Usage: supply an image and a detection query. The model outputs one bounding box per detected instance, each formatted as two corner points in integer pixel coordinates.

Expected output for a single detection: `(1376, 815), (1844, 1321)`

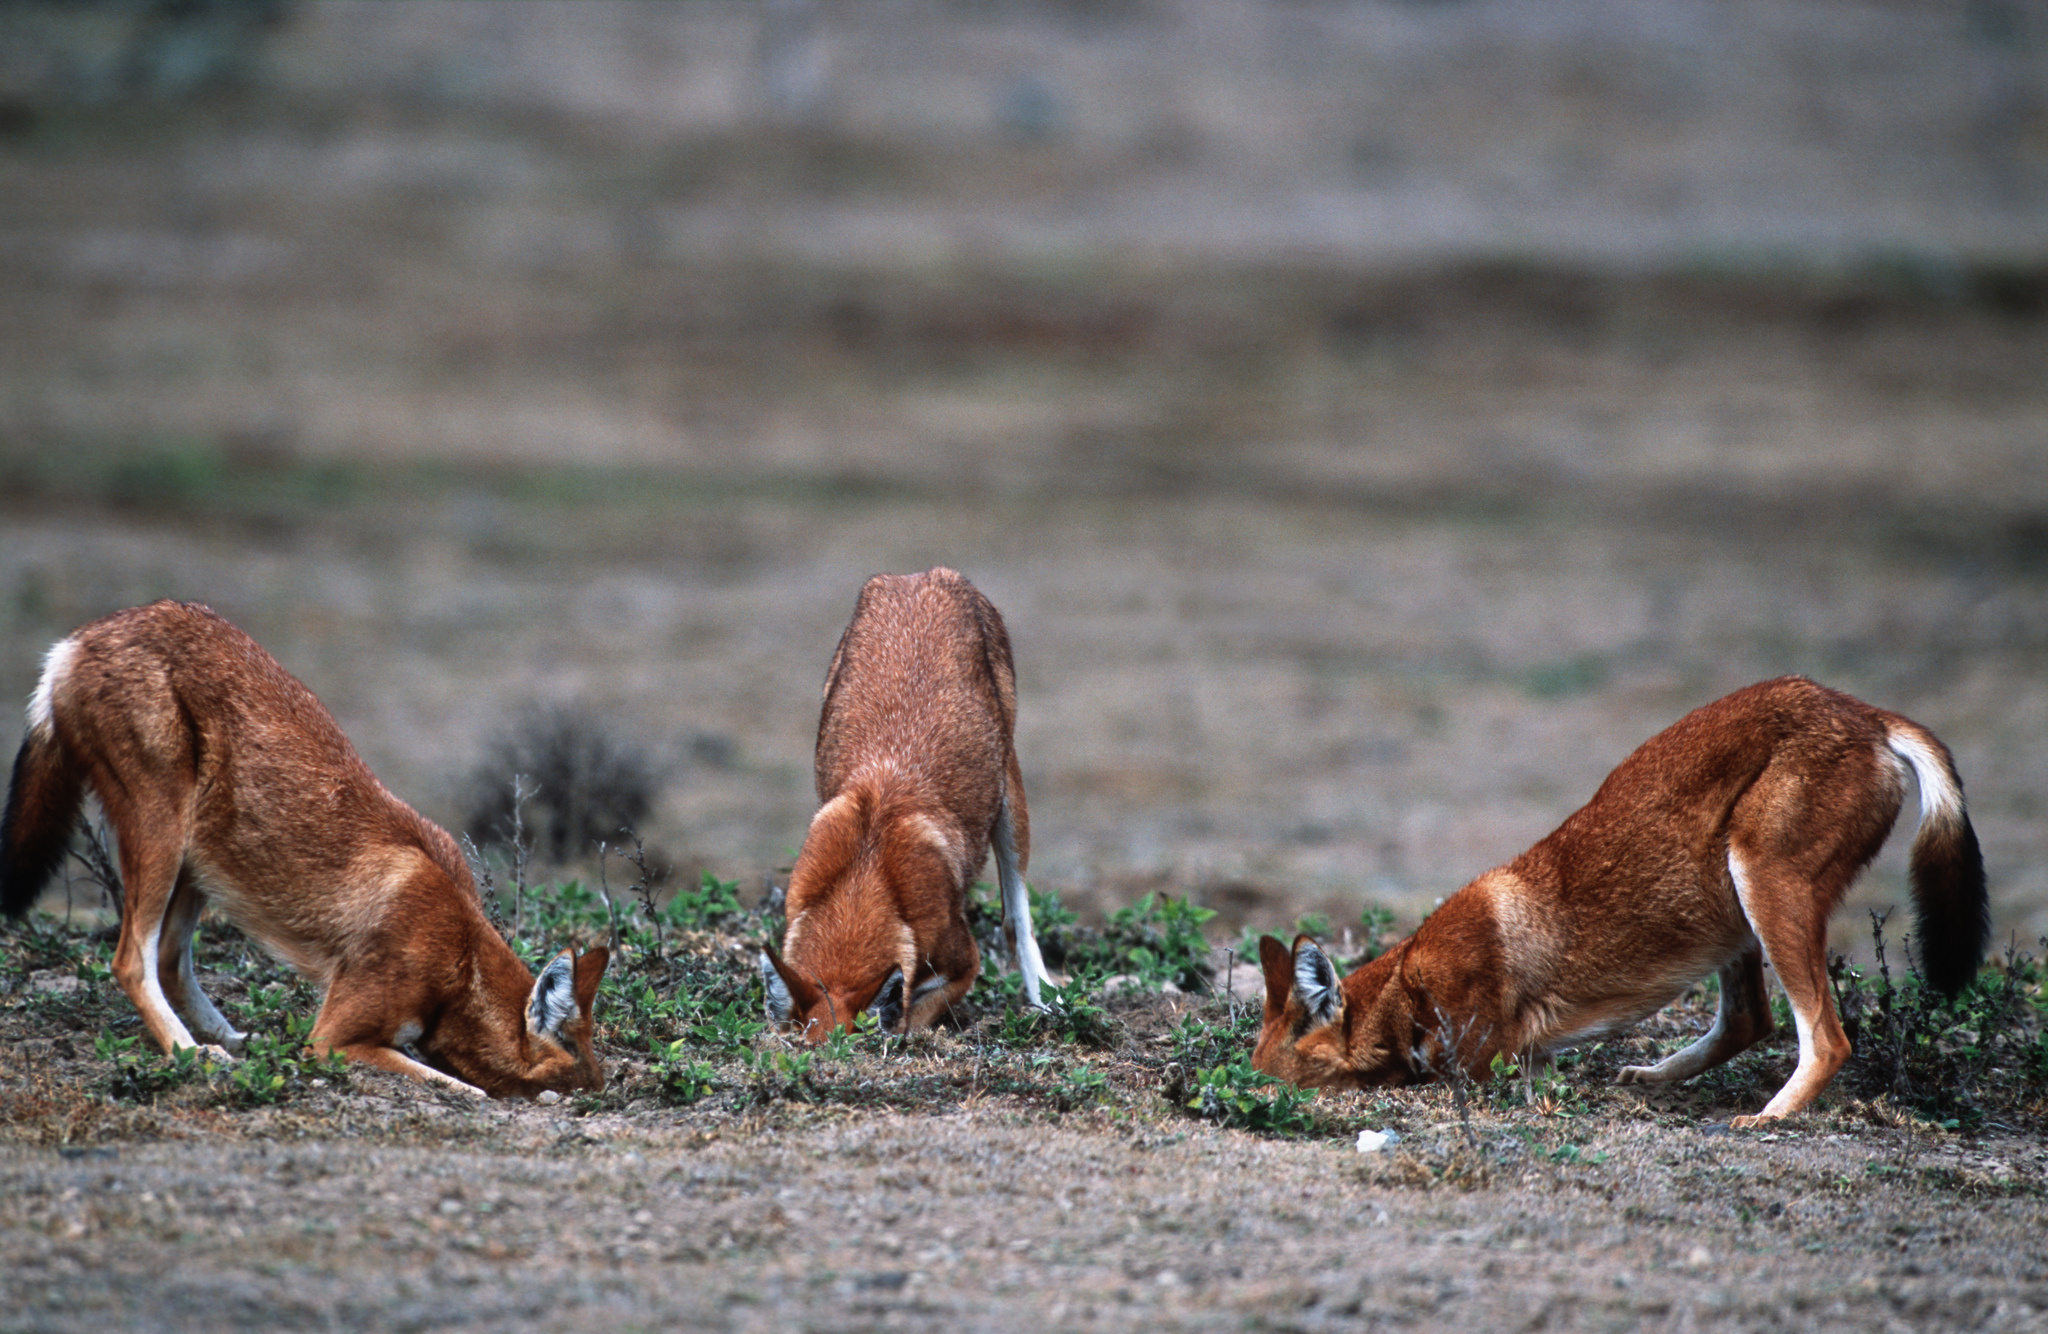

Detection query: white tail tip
(26, 637), (79, 737)
(1886, 728), (1963, 826)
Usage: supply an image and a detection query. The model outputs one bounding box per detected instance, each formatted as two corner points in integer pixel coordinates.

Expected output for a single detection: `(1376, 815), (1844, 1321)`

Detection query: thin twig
(461, 833), (512, 939)
(593, 839), (621, 954)
(69, 817), (123, 928)
(504, 774), (535, 935)
(617, 833), (662, 958)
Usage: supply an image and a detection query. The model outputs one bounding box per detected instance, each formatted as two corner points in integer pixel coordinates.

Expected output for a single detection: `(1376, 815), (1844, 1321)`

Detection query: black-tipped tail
(0, 730), (85, 919)
(1911, 810), (1990, 1000)
(1886, 724), (1990, 999)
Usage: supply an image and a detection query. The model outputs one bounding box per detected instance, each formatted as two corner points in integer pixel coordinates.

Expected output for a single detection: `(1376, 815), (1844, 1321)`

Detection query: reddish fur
(1255, 677), (1988, 1125)
(767, 568), (1034, 1041)
(0, 601), (607, 1098)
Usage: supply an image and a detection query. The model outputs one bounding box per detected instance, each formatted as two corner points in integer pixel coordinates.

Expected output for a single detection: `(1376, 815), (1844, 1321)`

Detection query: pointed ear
(1258, 935), (1294, 1018)
(573, 946), (609, 1013)
(865, 967), (906, 1032)
(760, 946), (820, 1027)
(1291, 934), (1343, 1029)
(528, 949), (578, 1039)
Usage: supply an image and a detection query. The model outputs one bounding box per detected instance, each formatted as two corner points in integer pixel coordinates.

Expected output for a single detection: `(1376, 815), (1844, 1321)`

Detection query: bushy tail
(1887, 725), (1990, 999)
(0, 729), (86, 919)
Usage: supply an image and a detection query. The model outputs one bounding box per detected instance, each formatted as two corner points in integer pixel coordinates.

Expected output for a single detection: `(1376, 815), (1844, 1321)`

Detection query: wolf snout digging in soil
(1254, 676), (1989, 1126)
(0, 600), (609, 1098)
(762, 567), (1053, 1041)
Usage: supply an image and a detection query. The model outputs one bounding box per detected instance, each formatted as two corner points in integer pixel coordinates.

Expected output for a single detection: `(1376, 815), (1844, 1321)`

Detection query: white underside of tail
(1886, 728), (1962, 826)
(27, 637), (78, 737)
(993, 795), (1049, 1010)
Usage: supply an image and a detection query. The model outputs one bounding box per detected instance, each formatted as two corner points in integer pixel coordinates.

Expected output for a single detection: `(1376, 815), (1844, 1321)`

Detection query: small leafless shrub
(68, 817), (124, 929)
(463, 706), (664, 866)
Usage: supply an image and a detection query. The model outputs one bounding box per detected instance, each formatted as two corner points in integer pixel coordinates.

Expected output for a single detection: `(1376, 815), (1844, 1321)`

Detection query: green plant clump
(1054, 1062), (1111, 1111)
(1073, 892), (1217, 992)
(1168, 1009), (1259, 1071)
(224, 1025), (350, 1108)
(970, 883), (1215, 995)
(1035, 974), (1119, 1047)
(659, 871), (748, 933)
(1185, 1050), (1318, 1136)
(653, 1042), (718, 1106)
(97, 1034), (211, 1104)
(1831, 914), (2048, 1126)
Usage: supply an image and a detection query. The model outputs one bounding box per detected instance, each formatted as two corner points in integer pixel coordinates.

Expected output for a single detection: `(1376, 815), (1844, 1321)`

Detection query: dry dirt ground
(3, 1117), (2047, 1334)
(3, 948), (2048, 1334)
(3, 4), (2047, 1329)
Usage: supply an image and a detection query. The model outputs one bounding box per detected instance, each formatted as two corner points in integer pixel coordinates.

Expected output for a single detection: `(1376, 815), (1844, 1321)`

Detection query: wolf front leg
(308, 981), (489, 1097)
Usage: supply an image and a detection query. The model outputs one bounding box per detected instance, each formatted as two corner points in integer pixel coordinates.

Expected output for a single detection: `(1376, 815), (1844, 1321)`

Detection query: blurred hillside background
(1, 0), (2044, 955)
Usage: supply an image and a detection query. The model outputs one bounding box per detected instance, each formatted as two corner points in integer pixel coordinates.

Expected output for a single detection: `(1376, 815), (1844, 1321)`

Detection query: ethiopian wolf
(1255, 677), (1988, 1126)
(762, 568), (1051, 1040)
(0, 601), (608, 1097)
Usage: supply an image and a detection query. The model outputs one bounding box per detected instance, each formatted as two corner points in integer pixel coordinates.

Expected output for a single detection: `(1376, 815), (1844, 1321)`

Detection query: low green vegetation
(4, 825), (2044, 1148)
(971, 883), (1216, 994)
(222, 1026), (351, 1109)
(87, 979), (349, 1110)
(96, 1033), (212, 1104)
(1829, 912), (2048, 1128)
(1184, 1052), (1320, 1135)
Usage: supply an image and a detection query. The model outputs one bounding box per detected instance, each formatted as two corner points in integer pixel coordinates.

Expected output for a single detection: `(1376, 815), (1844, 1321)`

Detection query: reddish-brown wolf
(0, 601), (608, 1098)
(762, 568), (1051, 1040)
(1255, 677), (1988, 1125)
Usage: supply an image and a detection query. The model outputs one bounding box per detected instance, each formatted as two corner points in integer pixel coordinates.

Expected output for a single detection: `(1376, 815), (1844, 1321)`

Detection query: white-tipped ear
(528, 949), (578, 1039)
(1294, 939), (1342, 1028)
(761, 950), (794, 1025)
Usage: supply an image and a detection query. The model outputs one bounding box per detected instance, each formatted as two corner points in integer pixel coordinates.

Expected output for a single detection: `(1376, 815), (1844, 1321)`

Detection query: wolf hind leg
(107, 807), (204, 1056)
(1617, 948), (1771, 1086)
(156, 869), (246, 1054)
(1725, 846), (1851, 1126)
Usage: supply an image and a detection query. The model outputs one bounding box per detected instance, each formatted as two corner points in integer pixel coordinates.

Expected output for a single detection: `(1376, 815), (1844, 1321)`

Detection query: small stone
(536, 1090), (562, 1105)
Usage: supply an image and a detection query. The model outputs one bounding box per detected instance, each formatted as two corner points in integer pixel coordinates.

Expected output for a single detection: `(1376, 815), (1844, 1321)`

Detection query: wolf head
(1251, 934), (1427, 1090)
